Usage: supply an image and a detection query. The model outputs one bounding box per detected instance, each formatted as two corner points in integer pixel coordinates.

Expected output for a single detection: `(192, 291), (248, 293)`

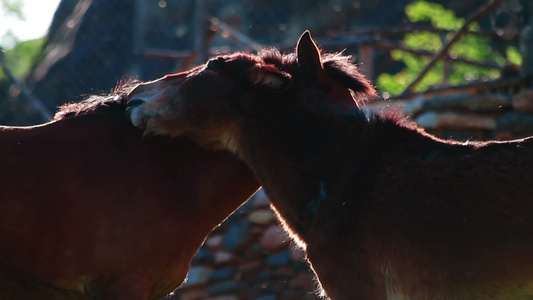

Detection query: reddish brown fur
(0, 87), (259, 300)
(126, 31), (533, 299)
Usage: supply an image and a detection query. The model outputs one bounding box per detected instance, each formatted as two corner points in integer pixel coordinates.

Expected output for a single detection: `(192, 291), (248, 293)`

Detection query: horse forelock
(53, 79), (139, 120)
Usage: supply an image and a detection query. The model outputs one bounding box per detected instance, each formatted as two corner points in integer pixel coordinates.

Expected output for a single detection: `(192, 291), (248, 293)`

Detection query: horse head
(127, 31), (376, 155)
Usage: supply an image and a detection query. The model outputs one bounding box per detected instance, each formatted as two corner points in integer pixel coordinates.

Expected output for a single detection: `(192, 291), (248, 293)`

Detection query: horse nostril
(127, 99), (145, 107)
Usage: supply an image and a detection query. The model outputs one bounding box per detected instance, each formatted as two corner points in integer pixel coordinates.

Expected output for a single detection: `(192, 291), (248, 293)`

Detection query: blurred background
(1, 0), (532, 299)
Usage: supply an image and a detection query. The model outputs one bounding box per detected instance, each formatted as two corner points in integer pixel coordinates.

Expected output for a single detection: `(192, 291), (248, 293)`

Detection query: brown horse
(0, 83), (259, 300)
(126, 31), (533, 300)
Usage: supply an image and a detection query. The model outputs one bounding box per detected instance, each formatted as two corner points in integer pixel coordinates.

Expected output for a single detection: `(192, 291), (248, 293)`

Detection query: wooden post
(358, 44), (374, 80)
(520, 0), (533, 86)
(194, 0), (208, 64)
(129, 0), (148, 77)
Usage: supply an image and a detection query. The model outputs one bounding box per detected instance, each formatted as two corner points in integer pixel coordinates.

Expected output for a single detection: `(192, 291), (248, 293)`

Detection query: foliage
(376, 0), (522, 96)
(0, 0), (42, 82)
(0, 0), (25, 48)
(0, 0), (24, 19)
(0, 37), (46, 81)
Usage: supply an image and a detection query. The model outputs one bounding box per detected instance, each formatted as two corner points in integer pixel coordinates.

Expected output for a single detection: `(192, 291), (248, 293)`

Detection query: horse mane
(53, 80), (139, 120)
(210, 48), (375, 105)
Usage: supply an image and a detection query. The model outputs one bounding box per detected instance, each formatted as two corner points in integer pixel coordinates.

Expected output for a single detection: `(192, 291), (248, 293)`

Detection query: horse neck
(235, 106), (457, 241)
(235, 108), (372, 240)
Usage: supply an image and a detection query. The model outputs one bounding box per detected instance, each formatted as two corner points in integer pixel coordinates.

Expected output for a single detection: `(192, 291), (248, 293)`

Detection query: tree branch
(401, 0), (505, 95)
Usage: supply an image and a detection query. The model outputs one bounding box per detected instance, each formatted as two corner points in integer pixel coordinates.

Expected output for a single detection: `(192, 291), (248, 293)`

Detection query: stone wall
(372, 85), (533, 141)
(166, 190), (321, 300)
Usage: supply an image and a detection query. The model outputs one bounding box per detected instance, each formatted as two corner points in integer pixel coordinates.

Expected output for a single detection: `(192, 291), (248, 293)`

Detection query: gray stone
(267, 251), (291, 267)
(260, 225), (288, 250)
(183, 267), (214, 287)
(210, 268), (237, 281)
(205, 234), (224, 250)
(213, 251), (236, 265)
(223, 219), (250, 251)
(192, 247), (213, 264)
(248, 209), (275, 225)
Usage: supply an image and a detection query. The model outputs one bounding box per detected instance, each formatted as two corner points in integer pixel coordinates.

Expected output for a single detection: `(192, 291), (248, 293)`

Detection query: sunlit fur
(53, 80), (138, 120)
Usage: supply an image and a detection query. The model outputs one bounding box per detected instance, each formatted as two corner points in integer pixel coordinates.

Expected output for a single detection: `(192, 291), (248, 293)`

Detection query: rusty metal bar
(193, 0), (208, 64)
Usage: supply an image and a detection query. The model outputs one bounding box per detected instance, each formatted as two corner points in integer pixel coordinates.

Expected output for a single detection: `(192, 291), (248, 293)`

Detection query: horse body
(126, 31), (533, 299)
(302, 124), (533, 299)
(0, 96), (259, 299)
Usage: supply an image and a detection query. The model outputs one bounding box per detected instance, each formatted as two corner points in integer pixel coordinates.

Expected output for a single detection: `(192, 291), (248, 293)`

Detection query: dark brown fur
(126, 31), (533, 300)
(0, 85), (259, 300)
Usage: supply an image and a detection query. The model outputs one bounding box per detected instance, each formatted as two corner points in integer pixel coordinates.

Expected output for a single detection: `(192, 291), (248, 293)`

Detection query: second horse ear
(296, 31), (323, 71)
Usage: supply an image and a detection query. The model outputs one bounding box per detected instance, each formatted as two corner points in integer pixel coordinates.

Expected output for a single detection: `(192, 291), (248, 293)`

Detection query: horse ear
(297, 31), (323, 71)
(247, 65), (292, 91)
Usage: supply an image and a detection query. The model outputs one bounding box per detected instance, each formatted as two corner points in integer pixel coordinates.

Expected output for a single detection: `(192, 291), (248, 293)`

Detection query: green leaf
(506, 46), (522, 65)
(0, 37), (46, 81)
(405, 0), (463, 30)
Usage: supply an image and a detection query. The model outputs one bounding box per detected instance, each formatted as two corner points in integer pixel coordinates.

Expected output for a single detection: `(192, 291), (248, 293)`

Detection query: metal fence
(0, 0), (529, 125)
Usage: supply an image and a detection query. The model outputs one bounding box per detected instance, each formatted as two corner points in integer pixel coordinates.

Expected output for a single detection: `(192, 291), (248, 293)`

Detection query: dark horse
(0, 84), (259, 300)
(126, 31), (533, 299)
